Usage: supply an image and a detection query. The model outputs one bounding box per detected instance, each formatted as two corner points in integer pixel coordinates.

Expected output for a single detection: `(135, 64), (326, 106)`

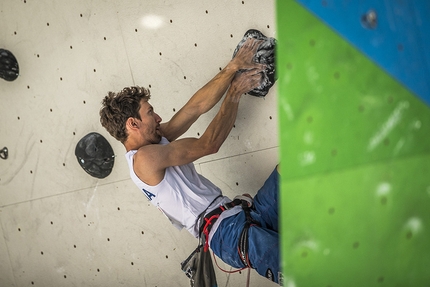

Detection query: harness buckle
(233, 194), (253, 208)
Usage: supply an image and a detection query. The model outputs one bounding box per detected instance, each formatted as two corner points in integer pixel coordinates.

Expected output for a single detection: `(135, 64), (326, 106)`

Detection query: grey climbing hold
(75, 132), (114, 179)
(361, 9), (378, 29)
(232, 29), (277, 97)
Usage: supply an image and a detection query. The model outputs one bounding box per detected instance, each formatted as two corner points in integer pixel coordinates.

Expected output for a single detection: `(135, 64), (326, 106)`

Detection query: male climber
(99, 38), (281, 284)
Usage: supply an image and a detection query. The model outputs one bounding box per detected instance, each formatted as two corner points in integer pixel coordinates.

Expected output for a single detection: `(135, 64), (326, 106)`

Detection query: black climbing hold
(0, 49), (19, 81)
(232, 29), (277, 97)
(0, 147), (8, 160)
(75, 132), (114, 179)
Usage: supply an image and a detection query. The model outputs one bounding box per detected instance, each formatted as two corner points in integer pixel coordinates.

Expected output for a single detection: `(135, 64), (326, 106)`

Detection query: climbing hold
(75, 132), (114, 178)
(0, 147), (8, 159)
(361, 9), (378, 29)
(232, 29), (277, 97)
(0, 49), (19, 81)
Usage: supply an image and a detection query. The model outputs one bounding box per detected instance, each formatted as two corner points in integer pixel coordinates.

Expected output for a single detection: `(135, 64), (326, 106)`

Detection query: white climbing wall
(0, 0), (278, 286)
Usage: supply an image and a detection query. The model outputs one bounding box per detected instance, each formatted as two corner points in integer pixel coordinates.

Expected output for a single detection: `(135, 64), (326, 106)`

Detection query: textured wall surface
(0, 1), (278, 286)
(297, 0), (430, 106)
(277, 1), (430, 286)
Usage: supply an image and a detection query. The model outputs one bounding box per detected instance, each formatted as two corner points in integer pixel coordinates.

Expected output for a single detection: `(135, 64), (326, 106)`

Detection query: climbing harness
(238, 198), (260, 269)
(199, 195), (258, 266)
(198, 196), (249, 252)
(181, 195), (260, 287)
(206, 195), (259, 287)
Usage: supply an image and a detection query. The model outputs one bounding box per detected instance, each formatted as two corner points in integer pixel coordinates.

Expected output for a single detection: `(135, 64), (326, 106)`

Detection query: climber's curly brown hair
(100, 86), (151, 143)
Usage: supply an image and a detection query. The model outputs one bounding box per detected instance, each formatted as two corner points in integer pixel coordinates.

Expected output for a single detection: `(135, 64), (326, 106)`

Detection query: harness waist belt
(199, 198), (242, 235)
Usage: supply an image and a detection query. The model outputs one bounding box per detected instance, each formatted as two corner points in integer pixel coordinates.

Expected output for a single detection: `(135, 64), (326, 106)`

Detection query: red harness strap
(201, 206), (225, 252)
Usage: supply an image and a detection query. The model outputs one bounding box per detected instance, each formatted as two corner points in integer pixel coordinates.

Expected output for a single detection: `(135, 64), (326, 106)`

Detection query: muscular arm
(135, 69), (263, 185)
(160, 38), (263, 142)
(159, 66), (236, 142)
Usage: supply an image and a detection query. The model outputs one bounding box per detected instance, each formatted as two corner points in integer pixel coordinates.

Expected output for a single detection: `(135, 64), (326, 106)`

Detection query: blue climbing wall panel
(296, 0), (430, 106)
(277, 0), (430, 286)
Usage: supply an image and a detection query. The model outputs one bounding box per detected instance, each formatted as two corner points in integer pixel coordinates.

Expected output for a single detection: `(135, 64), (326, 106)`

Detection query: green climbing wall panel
(277, 1), (430, 286)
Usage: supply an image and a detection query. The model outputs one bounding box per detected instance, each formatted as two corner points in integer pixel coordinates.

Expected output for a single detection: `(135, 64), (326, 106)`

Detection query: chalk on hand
(232, 29), (277, 97)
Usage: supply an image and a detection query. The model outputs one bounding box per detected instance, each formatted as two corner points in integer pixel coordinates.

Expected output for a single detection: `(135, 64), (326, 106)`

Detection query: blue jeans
(210, 166), (280, 284)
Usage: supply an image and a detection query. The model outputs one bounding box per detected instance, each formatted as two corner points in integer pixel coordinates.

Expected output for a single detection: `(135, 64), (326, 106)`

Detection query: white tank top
(125, 137), (234, 238)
